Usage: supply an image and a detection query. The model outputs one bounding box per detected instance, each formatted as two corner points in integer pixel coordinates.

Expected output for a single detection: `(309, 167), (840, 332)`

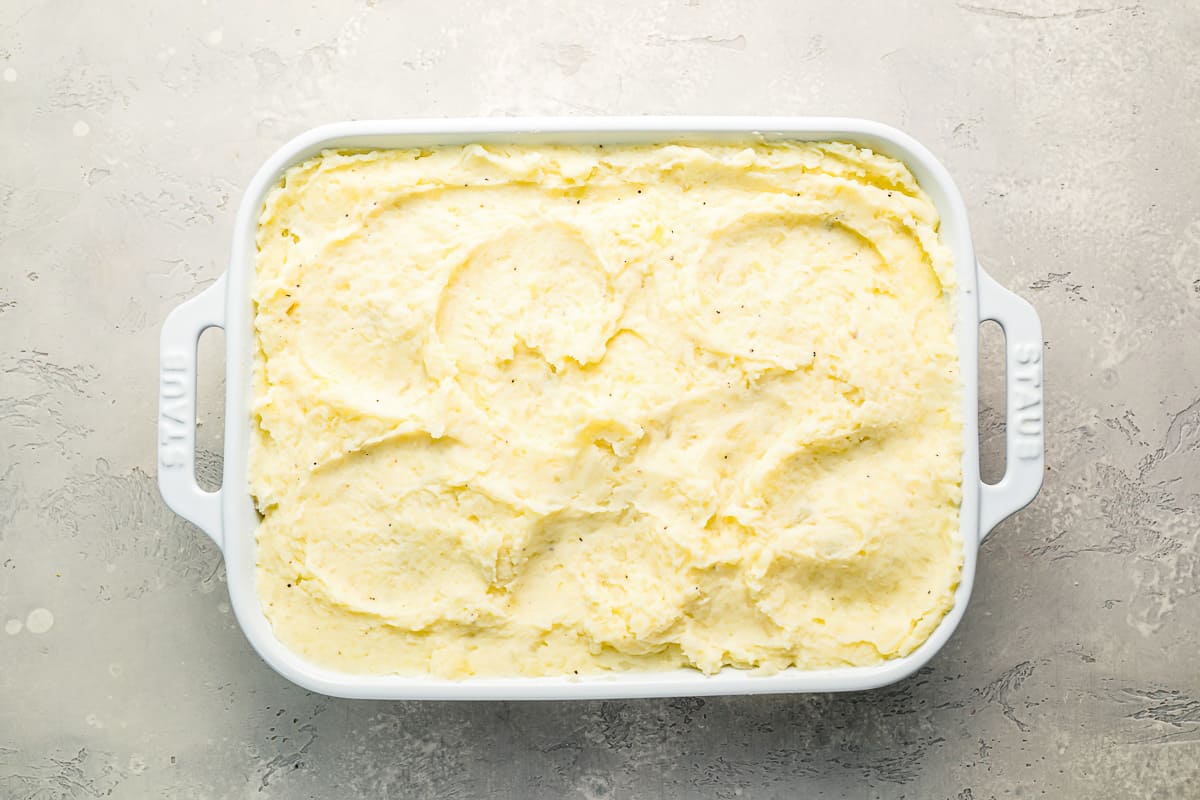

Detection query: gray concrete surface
(2, 0), (1198, 797)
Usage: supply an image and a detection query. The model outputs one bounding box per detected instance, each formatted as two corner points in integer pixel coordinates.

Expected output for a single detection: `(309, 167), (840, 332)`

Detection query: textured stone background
(2, 0), (1198, 797)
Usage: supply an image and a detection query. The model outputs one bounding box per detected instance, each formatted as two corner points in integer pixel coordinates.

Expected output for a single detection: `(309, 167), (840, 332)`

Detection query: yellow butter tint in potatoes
(249, 141), (963, 678)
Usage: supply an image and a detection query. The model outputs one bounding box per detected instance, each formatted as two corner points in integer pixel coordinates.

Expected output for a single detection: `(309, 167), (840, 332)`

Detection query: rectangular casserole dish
(157, 117), (1044, 700)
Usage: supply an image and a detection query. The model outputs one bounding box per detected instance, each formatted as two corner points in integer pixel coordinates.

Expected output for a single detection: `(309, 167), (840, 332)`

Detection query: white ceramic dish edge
(158, 117), (1044, 700)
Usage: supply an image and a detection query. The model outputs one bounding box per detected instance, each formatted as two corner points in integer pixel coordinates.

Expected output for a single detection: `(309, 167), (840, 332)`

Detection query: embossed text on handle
(160, 351), (190, 468)
(1012, 341), (1042, 460)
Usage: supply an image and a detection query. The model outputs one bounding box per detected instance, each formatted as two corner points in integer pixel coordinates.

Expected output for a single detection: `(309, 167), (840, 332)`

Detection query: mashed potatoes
(250, 141), (962, 677)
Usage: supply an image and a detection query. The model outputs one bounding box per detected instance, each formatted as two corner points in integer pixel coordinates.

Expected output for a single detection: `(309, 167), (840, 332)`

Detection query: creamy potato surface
(250, 142), (962, 677)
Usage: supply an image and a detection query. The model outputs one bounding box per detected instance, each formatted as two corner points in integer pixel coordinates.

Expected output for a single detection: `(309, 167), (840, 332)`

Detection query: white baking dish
(158, 117), (1044, 700)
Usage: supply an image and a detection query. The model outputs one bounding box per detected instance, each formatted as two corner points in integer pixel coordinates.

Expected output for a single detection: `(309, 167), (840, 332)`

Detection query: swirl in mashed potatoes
(250, 141), (962, 677)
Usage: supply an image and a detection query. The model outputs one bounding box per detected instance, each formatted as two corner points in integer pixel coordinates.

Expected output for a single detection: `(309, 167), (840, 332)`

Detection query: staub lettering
(1010, 341), (1042, 460)
(160, 352), (191, 468)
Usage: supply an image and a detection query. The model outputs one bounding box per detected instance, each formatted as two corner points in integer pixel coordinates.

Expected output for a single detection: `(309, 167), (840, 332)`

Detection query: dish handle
(157, 275), (226, 550)
(977, 265), (1045, 539)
